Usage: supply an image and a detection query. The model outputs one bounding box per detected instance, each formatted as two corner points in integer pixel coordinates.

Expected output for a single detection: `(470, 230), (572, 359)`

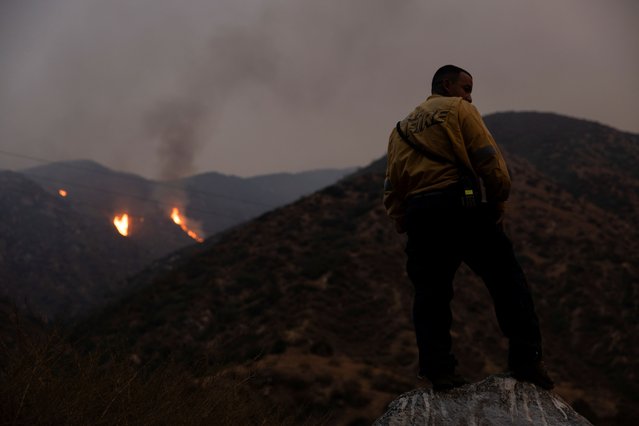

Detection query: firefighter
(383, 65), (554, 391)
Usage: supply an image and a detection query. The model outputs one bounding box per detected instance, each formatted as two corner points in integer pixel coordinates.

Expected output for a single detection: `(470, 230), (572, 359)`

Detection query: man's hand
(493, 201), (506, 230)
(495, 204), (505, 225)
(483, 201), (506, 228)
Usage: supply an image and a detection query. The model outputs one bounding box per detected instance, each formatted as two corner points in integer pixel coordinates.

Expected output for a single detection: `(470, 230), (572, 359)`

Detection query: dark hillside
(246, 168), (357, 203)
(77, 113), (638, 425)
(485, 112), (639, 221)
(22, 160), (198, 259)
(2, 162), (351, 319)
(0, 171), (153, 319)
(171, 167), (354, 236)
(24, 161), (354, 240)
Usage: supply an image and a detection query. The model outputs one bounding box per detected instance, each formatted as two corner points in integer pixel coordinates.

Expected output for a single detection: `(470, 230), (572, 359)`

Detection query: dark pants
(405, 194), (542, 378)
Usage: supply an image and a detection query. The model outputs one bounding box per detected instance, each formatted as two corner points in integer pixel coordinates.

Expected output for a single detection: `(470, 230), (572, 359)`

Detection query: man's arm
(383, 130), (408, 233)
(458, 101), (511, 204)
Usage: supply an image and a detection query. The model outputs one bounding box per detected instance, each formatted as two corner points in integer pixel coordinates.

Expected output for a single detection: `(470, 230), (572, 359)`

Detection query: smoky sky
(0, 0), (637, 179)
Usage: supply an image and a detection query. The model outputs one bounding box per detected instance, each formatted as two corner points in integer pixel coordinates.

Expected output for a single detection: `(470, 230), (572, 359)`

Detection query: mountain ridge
(74, 111), (638, 424)
(1, 163), (353, 319)
(484, 111), (639, 220)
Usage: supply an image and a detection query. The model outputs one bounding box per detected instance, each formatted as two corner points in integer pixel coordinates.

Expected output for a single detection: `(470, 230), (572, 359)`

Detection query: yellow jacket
(383, 95), (511, 231)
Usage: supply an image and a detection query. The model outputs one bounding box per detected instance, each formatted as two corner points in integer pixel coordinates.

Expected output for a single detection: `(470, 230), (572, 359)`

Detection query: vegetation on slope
(0, 310), (314, 425)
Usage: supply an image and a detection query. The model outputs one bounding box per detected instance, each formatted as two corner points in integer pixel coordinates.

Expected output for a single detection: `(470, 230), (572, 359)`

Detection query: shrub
(0, 321), (298, 426)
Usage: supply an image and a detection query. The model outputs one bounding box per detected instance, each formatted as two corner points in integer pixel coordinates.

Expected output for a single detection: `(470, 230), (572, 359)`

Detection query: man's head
(431, 65), (473, 103)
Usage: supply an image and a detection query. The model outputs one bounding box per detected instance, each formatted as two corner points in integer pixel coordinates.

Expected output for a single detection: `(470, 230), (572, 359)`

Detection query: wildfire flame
(58, 189), (68, 197)
(113, 213), (129, 237)
(170, 207), (204, 243)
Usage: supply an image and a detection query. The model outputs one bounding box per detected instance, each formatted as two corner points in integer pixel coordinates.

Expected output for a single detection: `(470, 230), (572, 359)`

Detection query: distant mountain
(76, 113), (638, 425)
(1, 163), (352, 319)
(0, 171), (166, 319)
(22, 160), (194, 258)
(170, 167), (355, 236)
(248, 169), (357, 202)
(485, 112), (639, 221)
(23, 161), (355, 238)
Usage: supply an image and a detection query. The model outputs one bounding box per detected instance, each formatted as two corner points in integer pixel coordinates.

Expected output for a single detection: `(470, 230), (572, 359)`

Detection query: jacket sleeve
(458, 101), (511, 203)
(383, 130), (407, 233)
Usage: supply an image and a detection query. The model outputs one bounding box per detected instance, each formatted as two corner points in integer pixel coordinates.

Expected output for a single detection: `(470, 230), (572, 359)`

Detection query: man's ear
(441, 78), (450, 95)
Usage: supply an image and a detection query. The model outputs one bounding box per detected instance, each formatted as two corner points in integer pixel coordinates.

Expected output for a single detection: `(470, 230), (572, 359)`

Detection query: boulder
(373, 374), (592, 425)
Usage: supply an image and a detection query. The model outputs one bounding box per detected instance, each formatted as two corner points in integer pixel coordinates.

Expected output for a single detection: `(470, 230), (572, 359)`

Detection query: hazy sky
(1, 0), (637, 179)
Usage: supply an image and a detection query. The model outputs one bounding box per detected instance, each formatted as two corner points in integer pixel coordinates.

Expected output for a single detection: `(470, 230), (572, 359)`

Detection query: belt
(406, 189), (459, 209)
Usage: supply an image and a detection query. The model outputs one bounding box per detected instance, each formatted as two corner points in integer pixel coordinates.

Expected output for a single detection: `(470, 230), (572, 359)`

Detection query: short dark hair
(431, 65), (472, 94)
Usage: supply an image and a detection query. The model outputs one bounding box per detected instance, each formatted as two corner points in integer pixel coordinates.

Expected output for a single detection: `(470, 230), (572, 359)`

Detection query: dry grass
(0, 316), (303, 426)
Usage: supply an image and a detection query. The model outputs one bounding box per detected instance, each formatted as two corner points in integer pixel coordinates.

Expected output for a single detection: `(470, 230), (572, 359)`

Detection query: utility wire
(2, 172), (254, 221)
(0, 184), (211, 241)
(0, 148), (278, 209)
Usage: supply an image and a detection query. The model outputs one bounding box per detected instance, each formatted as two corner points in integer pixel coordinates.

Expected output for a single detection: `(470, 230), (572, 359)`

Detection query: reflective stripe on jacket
(383, 95), (511, 231)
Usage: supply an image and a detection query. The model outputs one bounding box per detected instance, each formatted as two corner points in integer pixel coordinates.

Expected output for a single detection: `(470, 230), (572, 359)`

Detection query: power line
(0, 148), (278, 209)
(0, 184), (211, 242)
(3, 172), (251, 221)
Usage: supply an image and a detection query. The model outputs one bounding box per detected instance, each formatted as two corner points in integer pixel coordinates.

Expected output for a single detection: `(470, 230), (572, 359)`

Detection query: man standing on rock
(383, 65), (554, 391)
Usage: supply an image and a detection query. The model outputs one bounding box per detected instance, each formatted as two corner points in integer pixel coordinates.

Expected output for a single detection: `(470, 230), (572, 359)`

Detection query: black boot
(508, 343), (554, 390)
(433, 372), (469, 391)
(510, 360), (554, 390)
(420, 371), (469, 391)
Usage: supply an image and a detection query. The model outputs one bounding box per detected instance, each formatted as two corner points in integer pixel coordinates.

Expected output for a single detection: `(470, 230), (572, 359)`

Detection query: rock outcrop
(373, 375), (592, 426)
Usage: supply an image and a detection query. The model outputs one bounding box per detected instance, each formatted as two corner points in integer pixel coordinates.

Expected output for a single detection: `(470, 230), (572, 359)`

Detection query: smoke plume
(0, 0), (636, 177)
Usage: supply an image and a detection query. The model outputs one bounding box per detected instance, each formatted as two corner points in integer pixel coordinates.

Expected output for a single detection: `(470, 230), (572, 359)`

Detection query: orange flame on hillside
(171, 207), (204, 243)
(58, 189), (68, 197)
(113, 213), (129, 237)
